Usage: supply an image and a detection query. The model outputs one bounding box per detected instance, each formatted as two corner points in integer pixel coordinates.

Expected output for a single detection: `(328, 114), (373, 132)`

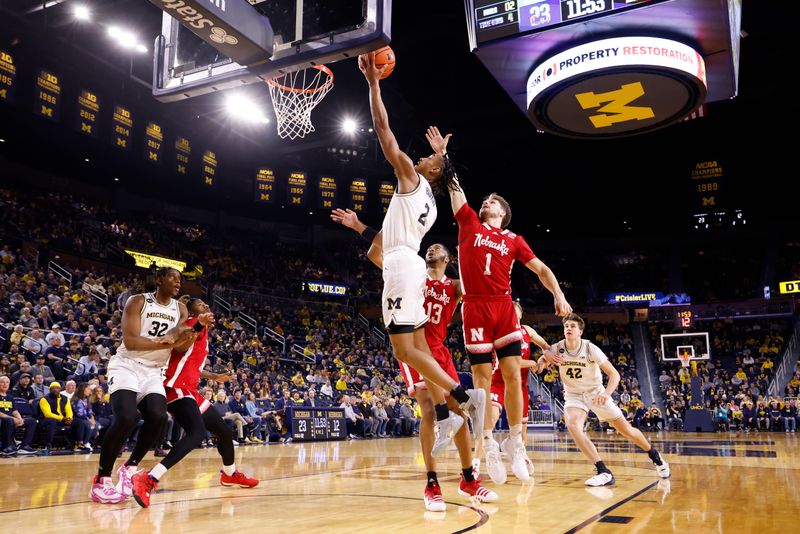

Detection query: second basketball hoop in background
(373, 46), (396, 79)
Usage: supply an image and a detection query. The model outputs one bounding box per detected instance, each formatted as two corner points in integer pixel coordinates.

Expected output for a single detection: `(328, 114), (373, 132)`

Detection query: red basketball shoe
(220, 470), (260, 488)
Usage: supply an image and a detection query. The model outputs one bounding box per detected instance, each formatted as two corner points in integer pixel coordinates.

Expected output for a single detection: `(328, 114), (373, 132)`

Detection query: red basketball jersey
(424, 275), (459, 348)
(164, 317), (209, 390)
(455, 204), (536, 297)
(492, 326), (533, 386)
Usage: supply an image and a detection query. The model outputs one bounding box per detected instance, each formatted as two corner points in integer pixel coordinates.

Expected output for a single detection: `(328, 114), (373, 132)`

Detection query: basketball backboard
(660, 332), (711, 362)
(153, 0), (391, 102)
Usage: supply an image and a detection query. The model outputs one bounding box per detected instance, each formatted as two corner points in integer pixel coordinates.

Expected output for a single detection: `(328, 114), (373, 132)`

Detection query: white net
(267, 66), (334, 140)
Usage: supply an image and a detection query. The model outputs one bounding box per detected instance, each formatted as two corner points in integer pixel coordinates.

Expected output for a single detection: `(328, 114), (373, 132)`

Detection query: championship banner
(379, 181), (394, 213)
(349, 178), (367, 213)
(202, 150), (218, 187)
(124, 249), (187, 271)
(144, 121), (164, 164)
(175, 136), (191, 175)
(34, 69), (61, 121)
(255, 168), (276, 204)
(0, 50), (16, 103)
(288, 171), (307, 206)
(112, 104), (133, 151)
(318, 175), (337, 209)
(690, 160), (724, 213)
(75, 89), (100, 138)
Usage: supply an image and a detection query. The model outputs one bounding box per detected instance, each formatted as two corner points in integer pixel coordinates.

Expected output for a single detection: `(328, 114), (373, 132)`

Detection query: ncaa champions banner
(318, 175), (337, 209)
(175, 136), (191, 175)
(75, 89), (100, 138)
(202, 150), (218, 187)
(255, 168), (276, 204)
(379, 181), (394, 213)
(288, 171), (307, 206)
(349, 178), (367, 213)
(112, 104), (133, 151)
(34, 69), (61, 122)
(0, 50), (16, 103)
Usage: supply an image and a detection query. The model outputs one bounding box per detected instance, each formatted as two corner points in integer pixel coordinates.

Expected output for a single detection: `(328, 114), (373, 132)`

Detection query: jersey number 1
(484, 253), (492, 275)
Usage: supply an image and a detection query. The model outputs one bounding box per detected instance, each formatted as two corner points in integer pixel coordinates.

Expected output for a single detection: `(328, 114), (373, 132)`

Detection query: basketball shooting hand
(425, 126), (452, 156)
(554, 294), (572, 317)
(358, 53), (386, 84)
(331, 208), (360, 229)
(593, 392), (610, 405)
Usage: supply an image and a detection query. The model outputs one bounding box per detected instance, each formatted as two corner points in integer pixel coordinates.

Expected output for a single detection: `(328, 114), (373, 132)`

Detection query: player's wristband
(192, 322), (205, 332)
(360, 225), (378, 243)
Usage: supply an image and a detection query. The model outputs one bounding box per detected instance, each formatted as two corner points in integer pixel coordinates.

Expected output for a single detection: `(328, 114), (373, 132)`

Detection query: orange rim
(267, 65), (334, 94)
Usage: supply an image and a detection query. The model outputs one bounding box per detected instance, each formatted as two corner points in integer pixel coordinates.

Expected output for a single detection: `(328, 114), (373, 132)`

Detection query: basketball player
(333, 207), (497, 508)
(129, 297), (258, 508)
(356, 53), (485, 442)
(89, 267), (195, 503)
(425, 126), (572, 482)
(485, 301), (547, 483)
(539, 313), (670, 486)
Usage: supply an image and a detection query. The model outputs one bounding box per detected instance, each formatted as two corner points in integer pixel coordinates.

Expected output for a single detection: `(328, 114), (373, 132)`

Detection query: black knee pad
(496, 340), (522, 359)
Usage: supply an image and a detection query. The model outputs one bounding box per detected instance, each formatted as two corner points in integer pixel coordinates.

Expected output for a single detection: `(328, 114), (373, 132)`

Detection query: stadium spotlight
(73, 4), (91, 21)
(135, 44), (148, 54)
(341, 118), (357, 135)
(225, 94), (270, 124)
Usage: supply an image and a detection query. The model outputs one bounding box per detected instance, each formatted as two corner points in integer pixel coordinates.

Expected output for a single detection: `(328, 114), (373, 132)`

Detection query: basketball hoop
(678, 353), (692, 368)
(267, 65), (334, 140)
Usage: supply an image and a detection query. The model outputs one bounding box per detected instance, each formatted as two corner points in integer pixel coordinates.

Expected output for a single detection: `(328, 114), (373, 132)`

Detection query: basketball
(373, 45), (396, 79)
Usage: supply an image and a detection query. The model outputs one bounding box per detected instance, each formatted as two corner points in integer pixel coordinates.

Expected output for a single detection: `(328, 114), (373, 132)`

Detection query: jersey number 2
(418, 203), (430, 226)
(147, 321), (169, 337)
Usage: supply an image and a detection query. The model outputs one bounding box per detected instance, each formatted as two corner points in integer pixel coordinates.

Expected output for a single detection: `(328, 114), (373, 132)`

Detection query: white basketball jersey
(381, 175), (437, 254)
(554, 339), (608, 394)
(115, 292), (180, 367)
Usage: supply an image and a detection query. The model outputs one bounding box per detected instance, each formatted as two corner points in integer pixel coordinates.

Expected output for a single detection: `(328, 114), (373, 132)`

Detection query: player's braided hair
(431, 152), (461, 197)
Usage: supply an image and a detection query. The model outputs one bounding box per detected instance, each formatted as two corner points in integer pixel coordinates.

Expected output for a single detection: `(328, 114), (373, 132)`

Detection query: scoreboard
(474, 0), (655, 44)
(286, 407), (346, 442)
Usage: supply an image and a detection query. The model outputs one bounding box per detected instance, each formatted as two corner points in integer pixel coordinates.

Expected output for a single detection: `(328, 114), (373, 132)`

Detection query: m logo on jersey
(387, 297), (402, 310)
(470, 328), (485, 342)
(559, 348), (565, 353)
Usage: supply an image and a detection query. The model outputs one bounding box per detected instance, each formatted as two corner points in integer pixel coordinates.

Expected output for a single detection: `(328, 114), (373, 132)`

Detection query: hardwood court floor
(1, 431), (798, 533)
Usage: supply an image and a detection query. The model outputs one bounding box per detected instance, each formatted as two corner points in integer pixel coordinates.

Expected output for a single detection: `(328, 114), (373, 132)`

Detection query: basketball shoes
(458, 476), (498, 502)
(500, 436), (534, 478)
(585, 471), (615, 486)
(431, 412), (464, 457)
(650, 450), (670, 478)
(460, 388), (486, 443)
(423, 481), (446, 512)
(115, 464), (138, 499)
(220, 470), (260, 488)
(483, 438), (507, 484)
(89, 476), (126, 504)
(131, 472), (158, 508)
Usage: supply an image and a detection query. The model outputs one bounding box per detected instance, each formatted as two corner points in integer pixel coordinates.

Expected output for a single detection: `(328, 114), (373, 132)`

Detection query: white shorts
(564, 387), (624, 422)
(107, 355), (166, 403)
(381, 249), (428, 333)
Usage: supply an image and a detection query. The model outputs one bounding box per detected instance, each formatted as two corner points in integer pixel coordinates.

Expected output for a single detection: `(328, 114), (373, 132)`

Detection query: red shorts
(490, 381), (530, 423)
(399, 345), (459, 396)
(461, 298), (522, 354)
(165, 386), (212, 414)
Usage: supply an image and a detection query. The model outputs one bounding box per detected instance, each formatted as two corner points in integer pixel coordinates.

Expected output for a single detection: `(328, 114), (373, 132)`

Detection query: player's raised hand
(331, 208), (360, 230)
(358, 52), (386, 84)
(197, 312), (215, 327)
(425, 126), (452, 155)
(554, 294), (572, 317)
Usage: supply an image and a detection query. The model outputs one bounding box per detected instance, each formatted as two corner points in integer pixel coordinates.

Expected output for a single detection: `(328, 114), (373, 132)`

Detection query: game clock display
(474, 0), (654, 44)
(287, 407), (346, 441)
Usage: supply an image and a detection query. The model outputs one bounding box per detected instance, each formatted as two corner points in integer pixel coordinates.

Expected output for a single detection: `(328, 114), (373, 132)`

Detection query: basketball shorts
(564, 387), (624, 422)
(165, 386), (213, 414)
(461, 298), (521, 354)
(399, 345), (458, 396)
(490, 381), (530, 423)
(107, 355), (166, 403)
(382, 249), (428, 334)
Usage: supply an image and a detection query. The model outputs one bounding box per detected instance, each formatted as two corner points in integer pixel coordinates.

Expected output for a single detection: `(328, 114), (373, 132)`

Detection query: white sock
(149, 463), (168, 481)
(222, 464), (236, 476)
(483, 430), (493, 440)
(510, 424), (523, 441)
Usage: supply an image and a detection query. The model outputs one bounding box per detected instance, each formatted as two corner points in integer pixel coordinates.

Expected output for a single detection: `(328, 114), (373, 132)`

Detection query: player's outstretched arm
(359, 53), (417, 192)
(331, 208), (383, 268)
(425, 126), (467, 214)
(524, 258), (572, 317)
(524, 325), (551, 352)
